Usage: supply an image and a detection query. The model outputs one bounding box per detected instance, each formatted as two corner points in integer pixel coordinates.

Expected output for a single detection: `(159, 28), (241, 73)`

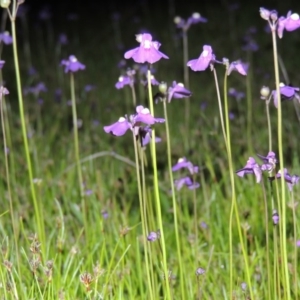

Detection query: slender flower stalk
(147, 67), (171, 299)
(69, 73), (87, 229)
(271, 20), (290, 300)
(0, 87), (20, 275)
(132, 132), (154, 300)
(162, 99), (185, 298)
(9, 0), (45, 255)
(223, 71), (253, 299)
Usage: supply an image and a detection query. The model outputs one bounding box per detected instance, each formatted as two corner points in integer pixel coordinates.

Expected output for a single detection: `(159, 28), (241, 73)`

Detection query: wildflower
(271, 84), (300, 108)
(172, 157), (199, 174)
(0, 86), (9, 98)
(147, 230), (160, 242)
(241, 282), (247, 291)
(276, 168), (300, 191)
(174, 176), (200, 191)
(115, 75), (133, 89)
(296, 240), (300, 247)
(0, 60), (5, 69)
(79, 272), (93, 291)
(236, 157), (262, 183)
(187, 45), (215, 71)
(61, 55), (85, 73)
(134, 105), (165, 125)
(195, 267), (206, 276)
(227, 60), (249, 76)
(228, 88), (245, 101)
(103, 116), (132, 136)
(138, 126), (161, 147)
(124, 33), (169, 64)
(24, 82), (47, 97)
(272, 209), (279, 225)
(277, 11), (300, 38)
(167, 81), (192, 102)
(58, 33), (68, 45)
(174, 12), (207, 31)
(0, 31), (12, 45)
(257, 151), (278, 171)
(259, 7), (272, 21)
(141, 74), (160, 86)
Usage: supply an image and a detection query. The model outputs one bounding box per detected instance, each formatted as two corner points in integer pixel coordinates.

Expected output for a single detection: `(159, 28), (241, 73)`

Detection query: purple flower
(58, 33), (68, 45)
(141, 74), (160, 86)
(187, 45), (215, 71)
(24, 82), (47, 97)
(236, 157), (262, 183)
(138, 126), (161, 147)
(227, 60), (249, 76)
(103, 117), (132, 136)
(147, 230), (160, 242)
(174, 176), (200, 191)
(0, 60), (5, 69)
(272, 209), (279, 225)
(102, 210), (109, 219)
(0, 86), (9, 99)
(195, 268), (206, 276)
(134, 105), (165, 125)
(84, 85), (96, 93)
(124, 33), (169, 64)
(271, 85), (300, 108)
(0, 32), (13, 45)
(174, 12), (207, 31)
(257, 151), (278, 165)
(276, 168), (300, 191)
(167, 81), (192, 102)
(172, 157), (199, 175)
(277, 11), (300, 38)
(296, 240), (300, 247)
(259, 7), (272, 21)
(61, 55), (85, 73)
(228, 88), (245, 101)
(115, 75), (133, 89)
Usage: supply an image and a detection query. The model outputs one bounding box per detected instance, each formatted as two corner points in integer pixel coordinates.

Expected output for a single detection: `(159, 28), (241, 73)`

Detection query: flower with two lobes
(172, 157), (200, 191)
(237, 152), (300, 190)
(124, 33), (169, 64)
(236, 151), (278, 183)
(154, 81), (192, 103)
(61, 55), (85, 73)
(0, 31), (12, 45)
(227, 60), (249, 76)
(187, 45), (215, 71)
(115, 69), (136, 89)
(261, 83), (300, 108)
(174, 12), (207, 31)
(259, 8), (300, 38)
(103, 105), (164, 146)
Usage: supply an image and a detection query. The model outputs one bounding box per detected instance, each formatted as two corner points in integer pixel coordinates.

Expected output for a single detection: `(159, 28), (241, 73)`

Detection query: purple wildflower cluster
(103, 105), (164, 146)
(236, 151), (299, 191)
(172, 157), (200, 191)
(61, 55), (85, 73)
(260, 8), (300, 38)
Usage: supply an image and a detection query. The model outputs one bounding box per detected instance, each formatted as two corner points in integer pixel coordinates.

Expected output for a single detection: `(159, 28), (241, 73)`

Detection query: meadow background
(1, 0), (300, 299)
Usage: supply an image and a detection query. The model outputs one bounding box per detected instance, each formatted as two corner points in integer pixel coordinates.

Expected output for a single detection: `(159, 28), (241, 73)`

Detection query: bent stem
(11, 7), (45, 255)
(147, 67), (171, 299)
(271, 26), (290, 300)
(163, 99), (185, 298)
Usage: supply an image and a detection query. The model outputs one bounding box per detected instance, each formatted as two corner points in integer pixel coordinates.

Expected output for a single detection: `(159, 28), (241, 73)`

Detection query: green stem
(10, 7), (45, 255)
(223, 71), (253, 299)
(70, 73), (86, 229)
(163, 99), (185, 298)
(147, 67), (171, 299)
(271, 25), (290, 300)
(246, 53), (253, 153)
(266, 101), (272, 152)
(291, 191), (297, 300)
(133, 133), (153, 300)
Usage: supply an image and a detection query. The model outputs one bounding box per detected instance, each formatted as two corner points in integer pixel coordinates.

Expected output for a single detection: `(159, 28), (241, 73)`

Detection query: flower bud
(158, 81), (167, 94)
(0, 0), (10, 8)
(259, 7), (271, 20)
(174, 16), (182, 24)
(260, 86), (270, 98)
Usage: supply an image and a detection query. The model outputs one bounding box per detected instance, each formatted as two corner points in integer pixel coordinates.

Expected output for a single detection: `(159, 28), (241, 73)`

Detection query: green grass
(0, 0), (300, 299)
